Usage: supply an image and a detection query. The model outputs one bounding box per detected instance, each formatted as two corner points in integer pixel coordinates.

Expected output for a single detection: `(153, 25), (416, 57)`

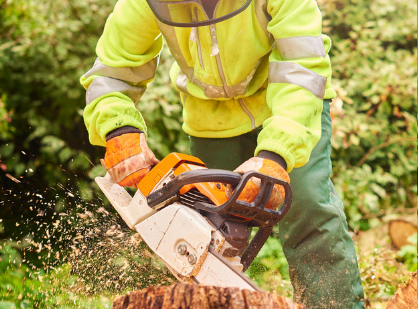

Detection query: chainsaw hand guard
(147, 169), (292, 228)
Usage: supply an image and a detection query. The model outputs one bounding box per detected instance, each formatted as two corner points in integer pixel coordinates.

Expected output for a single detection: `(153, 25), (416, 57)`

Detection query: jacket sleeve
(80, 0), (163, 147)
(255, 0), (337, 172)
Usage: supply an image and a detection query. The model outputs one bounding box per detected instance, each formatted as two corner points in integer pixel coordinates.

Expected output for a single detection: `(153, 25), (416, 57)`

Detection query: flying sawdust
(1, 183), (176, 299)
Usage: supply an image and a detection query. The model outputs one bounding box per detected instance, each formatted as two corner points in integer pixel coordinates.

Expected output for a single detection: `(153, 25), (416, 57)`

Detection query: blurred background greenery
(0, 0), (416, 308)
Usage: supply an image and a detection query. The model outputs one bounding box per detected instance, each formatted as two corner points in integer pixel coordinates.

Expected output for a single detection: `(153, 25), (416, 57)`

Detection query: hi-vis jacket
(81, 0), (337, 172)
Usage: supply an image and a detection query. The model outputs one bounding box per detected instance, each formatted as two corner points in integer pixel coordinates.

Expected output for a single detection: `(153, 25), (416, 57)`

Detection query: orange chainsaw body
(137, 153), (228, 206)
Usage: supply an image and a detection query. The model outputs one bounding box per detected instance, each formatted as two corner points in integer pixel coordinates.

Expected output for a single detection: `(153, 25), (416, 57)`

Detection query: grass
(1, 207), (416, 308)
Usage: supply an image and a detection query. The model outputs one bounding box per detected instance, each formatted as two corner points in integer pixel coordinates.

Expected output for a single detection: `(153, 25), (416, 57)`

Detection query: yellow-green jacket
(81, 0), (336, 172)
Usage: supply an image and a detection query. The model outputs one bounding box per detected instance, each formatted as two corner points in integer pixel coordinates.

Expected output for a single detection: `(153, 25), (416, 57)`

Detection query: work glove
(101, 126), (159, 188)
(225, 154), (290, 210)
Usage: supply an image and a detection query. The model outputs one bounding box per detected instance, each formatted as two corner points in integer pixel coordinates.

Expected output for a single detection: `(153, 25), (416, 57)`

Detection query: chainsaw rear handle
(194, 170), (292, 228)
(147, 169), (292, 229)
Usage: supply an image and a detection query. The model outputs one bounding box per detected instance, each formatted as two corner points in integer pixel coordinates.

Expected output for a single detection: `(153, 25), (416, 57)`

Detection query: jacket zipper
(192, 8), (205, 69)
(209, 24), (256, 129)
(209, 24), (233, 98)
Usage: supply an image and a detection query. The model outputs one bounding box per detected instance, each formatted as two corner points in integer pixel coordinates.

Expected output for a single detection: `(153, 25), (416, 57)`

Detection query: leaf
(0, 301), (16, 309)
(77, 180), (93, 201)
(41, 136), (65, 153)
(0, 42), (15, 51)
(58, 148), (74, 163)
(162, 116), (181, 131)
(87, 165), (106, 179)
(370, 183), (386, 198)
(14, 162), (25, 177)
(68, 152), (91, 171)
(0, 144), (15, 158)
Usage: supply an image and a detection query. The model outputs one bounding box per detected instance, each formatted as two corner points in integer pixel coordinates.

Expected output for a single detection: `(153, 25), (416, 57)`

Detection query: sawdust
(1, 183), (176, 298)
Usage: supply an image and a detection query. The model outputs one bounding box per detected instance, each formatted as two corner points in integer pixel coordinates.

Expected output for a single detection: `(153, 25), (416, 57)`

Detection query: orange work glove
(225, 156), (290, 210)
(101, 127), (159, 188)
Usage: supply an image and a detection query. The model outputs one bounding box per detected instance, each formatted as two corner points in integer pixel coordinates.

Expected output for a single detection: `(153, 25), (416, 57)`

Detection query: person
(80, 0), (365, 307)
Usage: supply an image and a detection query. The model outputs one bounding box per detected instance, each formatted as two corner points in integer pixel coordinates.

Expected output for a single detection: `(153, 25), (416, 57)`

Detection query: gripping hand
(225, 157), (290, 210)
(101, 127), (159, 188)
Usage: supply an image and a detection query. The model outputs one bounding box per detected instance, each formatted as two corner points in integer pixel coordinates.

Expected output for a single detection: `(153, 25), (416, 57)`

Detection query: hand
(101, 128), (159, 188)
(225, 157), (290, 210)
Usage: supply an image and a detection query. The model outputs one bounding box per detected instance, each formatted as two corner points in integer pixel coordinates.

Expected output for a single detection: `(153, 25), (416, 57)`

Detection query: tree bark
(385, 272), (417, 309)
(112, 284), (306, 309)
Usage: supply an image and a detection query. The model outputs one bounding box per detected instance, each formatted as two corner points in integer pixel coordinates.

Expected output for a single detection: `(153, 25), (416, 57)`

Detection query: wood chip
(6, 173), (21, 183)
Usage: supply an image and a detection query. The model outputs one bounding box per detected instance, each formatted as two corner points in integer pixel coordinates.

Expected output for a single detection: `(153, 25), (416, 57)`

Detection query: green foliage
(0, 0), (186, 260)
(0, 205), (175, 308)
(358, 246), (410, 303)
(246, 227), (292, 297)
(0, 243), (112, 308)
(0, 1), (184, 306)
(0, 0), (118, 205)
(0, 95), (13, 140)
(0, 0), (187, 235)
(397, 233), (417, 272)
(40, 265), (112, 309)
(0, 0), (416, 306)
(0, 243), (44, 308)
(320, 0), (417, 230)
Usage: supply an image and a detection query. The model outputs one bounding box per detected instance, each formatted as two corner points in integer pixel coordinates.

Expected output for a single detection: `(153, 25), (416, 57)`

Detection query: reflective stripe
(86, 77), (145, 104)
(269, 62), (326, 99)
(275, 36), (326, 61)
(101, 153), (146, 184)
(84, 57), (158, 84)
(175, 71), (190, 95)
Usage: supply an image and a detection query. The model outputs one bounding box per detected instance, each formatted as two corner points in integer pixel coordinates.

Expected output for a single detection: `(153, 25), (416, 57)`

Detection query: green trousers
(189, 100), (365, 308)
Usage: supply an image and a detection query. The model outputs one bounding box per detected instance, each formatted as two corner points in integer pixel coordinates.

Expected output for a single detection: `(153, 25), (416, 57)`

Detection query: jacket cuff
(106, 126), (143, 142)
(255, 140), (296, 173)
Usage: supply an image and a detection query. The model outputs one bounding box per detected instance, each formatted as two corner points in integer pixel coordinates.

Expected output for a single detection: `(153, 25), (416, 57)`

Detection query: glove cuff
(106, 126), (143, 142)
(257, 150), (287, 171)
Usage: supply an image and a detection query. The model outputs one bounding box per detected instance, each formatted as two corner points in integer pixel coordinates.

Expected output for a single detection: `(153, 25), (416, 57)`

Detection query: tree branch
(356, 137), (416, 167)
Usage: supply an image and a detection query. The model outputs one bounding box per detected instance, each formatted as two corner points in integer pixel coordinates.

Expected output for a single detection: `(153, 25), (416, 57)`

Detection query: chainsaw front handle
(147, 169), (292, 229)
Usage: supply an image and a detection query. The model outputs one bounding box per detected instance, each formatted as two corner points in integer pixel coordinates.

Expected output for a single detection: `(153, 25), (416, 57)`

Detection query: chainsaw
(95, 153), (292, 291)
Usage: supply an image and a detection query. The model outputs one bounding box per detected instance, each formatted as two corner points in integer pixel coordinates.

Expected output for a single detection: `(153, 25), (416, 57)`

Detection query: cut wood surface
(385, 272), (417, 309)
(112, 284), (306, 309)
(389, 219), (417, 249)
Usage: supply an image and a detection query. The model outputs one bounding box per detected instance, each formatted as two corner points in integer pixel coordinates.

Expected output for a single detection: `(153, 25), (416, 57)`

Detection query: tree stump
(385, 272), (417, 309)
(112, 284), (306, 309)
(389, 219), (417, 249)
